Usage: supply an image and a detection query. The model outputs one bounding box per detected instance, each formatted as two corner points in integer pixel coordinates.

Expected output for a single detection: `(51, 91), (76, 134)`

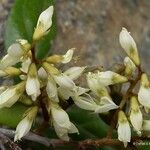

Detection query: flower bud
(33, 6), (54, 41)
(138, 73), (150, 109)
(117, 110), (131, 147)
(0, 81), (25, 108)
(130, 96), (143, 135)
(42, 62), (59, 75)
(119, 27), (140, 66)
(50, 102), (78, 141)
(26, 63), (41, 101)
(0, 67), (21, 77)
(124, 57), (136, 76)
(14, 106), (38, 141)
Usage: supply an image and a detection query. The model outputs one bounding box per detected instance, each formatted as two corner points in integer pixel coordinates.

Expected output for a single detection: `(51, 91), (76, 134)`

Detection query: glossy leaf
(0, 103), (28, 128)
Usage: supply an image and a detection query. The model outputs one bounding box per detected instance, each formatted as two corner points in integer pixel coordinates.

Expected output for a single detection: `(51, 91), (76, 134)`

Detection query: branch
(0, 128), (70, 147)
(0, 131), (22, 150)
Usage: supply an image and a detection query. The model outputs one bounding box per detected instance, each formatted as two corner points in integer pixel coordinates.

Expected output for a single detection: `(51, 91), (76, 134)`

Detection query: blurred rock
(53, 0), (150, 73)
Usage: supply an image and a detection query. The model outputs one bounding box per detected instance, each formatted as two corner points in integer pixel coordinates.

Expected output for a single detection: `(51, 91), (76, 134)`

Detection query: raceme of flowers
(0, 5), (149, 147)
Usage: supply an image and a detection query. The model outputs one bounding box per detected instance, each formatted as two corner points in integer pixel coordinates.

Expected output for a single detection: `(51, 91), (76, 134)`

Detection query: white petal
(58, 86), (73, 100)
(7, 43), (23, 58)
(37, 6), (54, 32)
(73, 95), (98, 111)
(38, 67), (48, 80)
(74, 86), (89, 96)
(26, 77), (41, 101)
(64, 67), (86, 80)
(14, 117), (32, 141)
(0, 82), (24, 108)
(51, 104), (71, 128)
(119, 28), (137, 53)
(124, 57), (136, 75)
(68, 123), (79, 134)
(51, 103), (78, 141)
(95, 97), (118, 113)
(130, 110), (143, 135)
(61, 49), (74, 64)
(46, 76), (59, 102)
(87, 72), (108, 97)
(138, 86), (150, 108)
(0, 54), (20, 69)
(20, 57), (31, 73)
(14, 106), (38, 141)
(119, 28), (140, 65)
(54, 74), (75, 89)
(97, 71), (127, 86)
(118, 122), (131, 147)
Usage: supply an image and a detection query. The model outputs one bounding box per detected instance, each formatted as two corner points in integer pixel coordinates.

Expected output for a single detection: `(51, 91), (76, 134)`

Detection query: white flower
(117, 111), (131, 147)
(130, 96), (143, 135)
(143, 120), (150, 131)
(33, 6), (54, 40)
(61, 48), (74, 64)
(94, 97), (118, 113)
(26, 64), (40, 101)
(64, 66), (86, 80)
(138, 73), (150, 109)
(0, 82), (25, 108)
(46, 76), (59, 102)
(51, 102), (78, 141)
(124, 57), (136, 76)
(20, 57), (31, 73)
(14, 106), (38, 141)
(119, 27), (140, 66)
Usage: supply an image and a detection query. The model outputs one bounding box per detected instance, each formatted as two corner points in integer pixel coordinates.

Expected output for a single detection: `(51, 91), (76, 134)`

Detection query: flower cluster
(0, 5), (150, 147)
(117, 28), (150, 147)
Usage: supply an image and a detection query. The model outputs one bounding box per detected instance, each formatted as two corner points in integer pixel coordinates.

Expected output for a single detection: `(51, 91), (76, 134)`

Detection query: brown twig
(0, 131), (22, 150)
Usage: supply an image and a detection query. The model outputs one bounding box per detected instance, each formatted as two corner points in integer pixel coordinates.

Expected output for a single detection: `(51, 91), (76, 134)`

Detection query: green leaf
(0, 103), (28, 128)
(4, 0), (56, 59)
